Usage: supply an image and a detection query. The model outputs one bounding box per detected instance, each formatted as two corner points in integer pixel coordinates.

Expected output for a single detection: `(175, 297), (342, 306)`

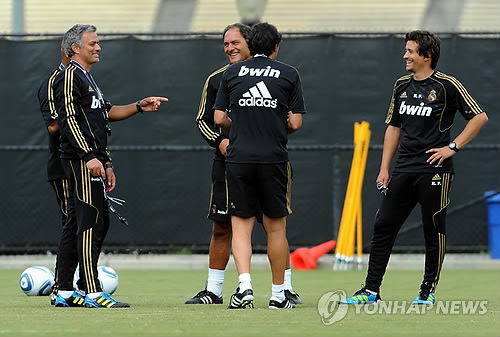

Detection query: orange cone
(290, 240), (337, 270)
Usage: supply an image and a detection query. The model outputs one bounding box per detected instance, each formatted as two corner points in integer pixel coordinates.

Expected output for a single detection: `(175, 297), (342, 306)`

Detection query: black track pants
(56, 159), (109, 293)
(365, 172), (452, 293)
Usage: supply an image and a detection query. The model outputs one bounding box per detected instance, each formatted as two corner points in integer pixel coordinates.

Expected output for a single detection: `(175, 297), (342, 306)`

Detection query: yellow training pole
(356, 122), (371, 265)
(335, 123), (361, 266)
(343, 123), (363, 266)
(346, 122), (369, 266)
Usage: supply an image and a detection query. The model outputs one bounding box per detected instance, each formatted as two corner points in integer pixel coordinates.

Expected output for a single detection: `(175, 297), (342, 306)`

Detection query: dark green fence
(0, 33), (498, 253)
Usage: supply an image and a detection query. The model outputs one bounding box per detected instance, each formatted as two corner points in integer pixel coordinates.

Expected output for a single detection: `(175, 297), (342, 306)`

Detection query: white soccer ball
(97, 266), (119, 294)
(73, 266), (119, 295)
(19, 266), (55, 296)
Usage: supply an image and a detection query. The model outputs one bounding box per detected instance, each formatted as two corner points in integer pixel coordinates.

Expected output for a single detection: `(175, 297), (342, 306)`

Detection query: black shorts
(226, 162), (292, 218)
(207, 160), (231, 223)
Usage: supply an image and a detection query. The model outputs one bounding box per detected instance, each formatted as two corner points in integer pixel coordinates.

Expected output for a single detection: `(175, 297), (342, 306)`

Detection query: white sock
(284, 269), (292, 290)
(271, 283), (285, 302)
(58, 290), (74, 298)
(206, 268), (224, 297)
(238, 273), (252, 292)
(75, 289), (86, 296)
(86, 292), (102, 299)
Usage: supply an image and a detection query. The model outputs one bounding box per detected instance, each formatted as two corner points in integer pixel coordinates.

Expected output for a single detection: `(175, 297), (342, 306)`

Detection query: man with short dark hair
(340, 30), (488, 305)
(188, 22), (302, 306)
(53, 24), (167, 308)
(215, 22), (306, 309)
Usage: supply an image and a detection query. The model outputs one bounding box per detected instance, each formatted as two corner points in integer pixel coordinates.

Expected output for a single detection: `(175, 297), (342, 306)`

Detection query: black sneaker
(228, 288), (254, 309)
(185, 289), (223, 304)
(269, 298), (295, 309)
(284, 289), (303, 305)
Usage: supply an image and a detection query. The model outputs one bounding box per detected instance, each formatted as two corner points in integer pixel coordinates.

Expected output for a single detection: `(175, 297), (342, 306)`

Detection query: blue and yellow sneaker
(339, 288), (381, 305)
(54, 291), (85, 307)
(84, 293), (130, 308)
(412, 290), (435, 305)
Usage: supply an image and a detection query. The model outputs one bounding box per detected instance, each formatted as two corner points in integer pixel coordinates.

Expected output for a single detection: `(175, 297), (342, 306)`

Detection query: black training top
(53, 60), (112, 163)
(38, 64), (66, 181)
(385, 71), (484, 174)
(196, 64), (230, 161)
(214, 56), (306, 164)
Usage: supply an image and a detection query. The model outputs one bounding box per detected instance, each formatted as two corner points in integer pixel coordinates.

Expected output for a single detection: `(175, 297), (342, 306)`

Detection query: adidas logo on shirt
(238, 81), (278, 108)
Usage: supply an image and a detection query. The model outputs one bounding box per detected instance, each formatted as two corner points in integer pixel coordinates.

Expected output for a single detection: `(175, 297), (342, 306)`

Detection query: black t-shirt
(386, 71), (484, 173)
(53, 61), (113, 163)
(214, 56), (306, 164)
(37, 65), (65, 181)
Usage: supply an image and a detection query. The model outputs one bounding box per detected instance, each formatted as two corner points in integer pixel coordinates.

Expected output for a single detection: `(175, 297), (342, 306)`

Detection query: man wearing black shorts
(214, 22), (306, 309)
(53, 24), (167, 308)
(188, 23), (301, 306)
(340, 30), (488, 305)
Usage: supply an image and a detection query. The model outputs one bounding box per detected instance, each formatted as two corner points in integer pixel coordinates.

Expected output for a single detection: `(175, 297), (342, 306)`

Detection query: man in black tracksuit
(37, 45), (72, 302)
(341, 30), (488, 306)
(53, 24), (167, 308)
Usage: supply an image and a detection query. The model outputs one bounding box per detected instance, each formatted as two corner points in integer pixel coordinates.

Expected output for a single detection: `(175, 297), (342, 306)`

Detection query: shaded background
(0, 34), (498, 253)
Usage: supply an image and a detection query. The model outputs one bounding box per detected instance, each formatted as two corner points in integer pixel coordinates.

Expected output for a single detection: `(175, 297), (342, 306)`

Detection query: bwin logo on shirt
(91, 96), (101, 109)
(399, 101), (432, 116)
(238, 65), (280, 78)
(239, 81), (278, 108)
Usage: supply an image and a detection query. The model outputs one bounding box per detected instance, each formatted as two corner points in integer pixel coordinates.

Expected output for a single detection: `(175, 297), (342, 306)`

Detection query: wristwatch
(449, 142), (459, 152)
(136, 101), (144, 114)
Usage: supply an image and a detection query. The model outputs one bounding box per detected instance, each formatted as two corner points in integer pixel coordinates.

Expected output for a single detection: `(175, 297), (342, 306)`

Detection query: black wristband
(104, 163), (113, 169)
(136, 101), (143, 114)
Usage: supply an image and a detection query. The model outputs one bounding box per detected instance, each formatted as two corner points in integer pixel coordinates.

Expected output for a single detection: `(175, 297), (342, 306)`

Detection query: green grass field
(1, 269), (499, 336)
